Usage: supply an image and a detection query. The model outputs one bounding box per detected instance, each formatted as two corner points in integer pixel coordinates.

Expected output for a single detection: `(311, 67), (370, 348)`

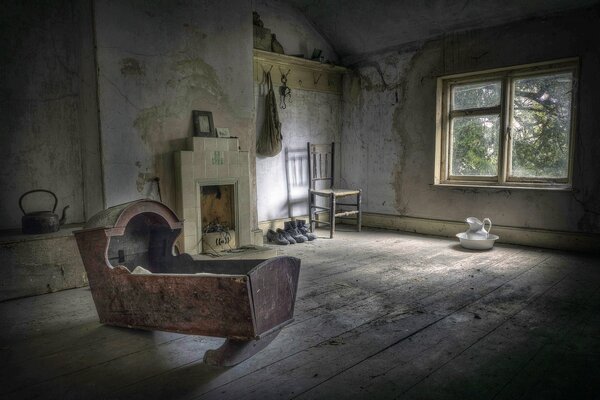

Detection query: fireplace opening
(200, 184), (236, 253)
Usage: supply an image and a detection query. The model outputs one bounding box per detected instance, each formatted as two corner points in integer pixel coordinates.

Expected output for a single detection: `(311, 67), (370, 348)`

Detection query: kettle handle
(19, 189), (58, 215)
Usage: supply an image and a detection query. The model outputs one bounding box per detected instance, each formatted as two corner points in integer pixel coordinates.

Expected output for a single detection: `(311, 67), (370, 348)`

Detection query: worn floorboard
(1, 228), (598, 400)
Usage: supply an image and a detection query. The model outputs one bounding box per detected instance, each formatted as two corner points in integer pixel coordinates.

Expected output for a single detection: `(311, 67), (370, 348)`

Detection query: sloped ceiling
(287, 0), (599, 62)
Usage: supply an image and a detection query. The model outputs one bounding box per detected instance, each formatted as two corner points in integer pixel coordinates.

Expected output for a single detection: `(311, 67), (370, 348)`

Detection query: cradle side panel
(74, 228), (113, 318)
(248, 256), (301, 335)
(95, 272), (256, 339)
(74, 229), (110, 282)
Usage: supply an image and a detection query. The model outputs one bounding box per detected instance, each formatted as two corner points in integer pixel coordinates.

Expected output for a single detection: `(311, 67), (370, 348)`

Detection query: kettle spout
(60, 205), (70, 225)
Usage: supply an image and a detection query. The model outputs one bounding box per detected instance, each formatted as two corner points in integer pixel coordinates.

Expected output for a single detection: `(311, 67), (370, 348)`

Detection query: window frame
(435, 58), (579, 190)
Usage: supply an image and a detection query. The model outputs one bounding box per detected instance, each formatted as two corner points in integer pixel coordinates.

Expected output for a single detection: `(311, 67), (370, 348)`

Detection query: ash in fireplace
(203, 220), (231, 234)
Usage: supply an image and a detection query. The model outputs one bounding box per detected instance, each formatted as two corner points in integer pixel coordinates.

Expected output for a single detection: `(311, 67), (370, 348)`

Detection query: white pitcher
(465, 217), (492, 239)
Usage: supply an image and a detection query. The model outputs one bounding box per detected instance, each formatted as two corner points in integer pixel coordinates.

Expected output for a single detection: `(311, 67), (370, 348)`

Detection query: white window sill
(432, 182), (572, 192)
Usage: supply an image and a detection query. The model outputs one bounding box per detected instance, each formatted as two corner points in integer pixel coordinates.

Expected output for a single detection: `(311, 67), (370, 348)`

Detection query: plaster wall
(0, 0), (101, 230)
(254, 1), (342, 222)
(94, 0), (255, 227)
(255, 85), (341, 221)
(342, 8), (600, 234)
(254, 0), (338, 63)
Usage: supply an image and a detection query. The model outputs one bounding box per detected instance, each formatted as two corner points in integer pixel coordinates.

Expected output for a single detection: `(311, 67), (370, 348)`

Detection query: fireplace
(200, 184), (236, 232)
(175, 137), (254, 254)
(199, 182), (237, 253)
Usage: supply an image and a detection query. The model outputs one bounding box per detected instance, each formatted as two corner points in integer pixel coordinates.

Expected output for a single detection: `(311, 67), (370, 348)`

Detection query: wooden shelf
(253, 49), (347, 95)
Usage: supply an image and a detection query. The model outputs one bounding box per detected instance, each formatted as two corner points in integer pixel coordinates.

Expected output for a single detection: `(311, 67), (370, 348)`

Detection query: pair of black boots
(267, 220), (316, 245)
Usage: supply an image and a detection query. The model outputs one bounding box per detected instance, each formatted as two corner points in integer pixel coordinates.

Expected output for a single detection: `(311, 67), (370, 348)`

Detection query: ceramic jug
(465, 217), (492, 239)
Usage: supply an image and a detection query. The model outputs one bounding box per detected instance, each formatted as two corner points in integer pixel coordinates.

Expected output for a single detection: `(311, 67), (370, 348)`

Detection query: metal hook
(277, 68), (292, 109)
(313, 72), (322, 85)
(279, 67), (291, 83)
(261, 64), (273, 75)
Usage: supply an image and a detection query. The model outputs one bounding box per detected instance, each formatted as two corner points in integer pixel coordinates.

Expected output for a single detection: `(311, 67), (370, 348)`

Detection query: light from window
(436, 59), (577, 188)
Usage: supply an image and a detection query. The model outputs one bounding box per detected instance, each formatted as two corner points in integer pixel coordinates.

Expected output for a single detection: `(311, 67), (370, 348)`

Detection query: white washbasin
(456, 232), (500, 250)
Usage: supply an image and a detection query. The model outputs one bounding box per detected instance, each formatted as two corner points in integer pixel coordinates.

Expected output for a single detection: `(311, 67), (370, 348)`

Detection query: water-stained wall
(254, 1), (341, 222)
(342, 7), (600, 234)
(0, 0), (101, 230)
(94, 0), (255, 225)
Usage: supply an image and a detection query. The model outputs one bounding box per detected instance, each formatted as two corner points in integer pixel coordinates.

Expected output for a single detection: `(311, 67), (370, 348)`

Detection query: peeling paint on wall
(136, 171), (155, 193)
(120, 58), (145, 76)
(168, 58), (225, 98)
(95, 0), (256, 228)
(130, 56), (231, 153)
(133, 105), (177, 147)
(390, 46), (429, 216)
(341, 10), (600, 234)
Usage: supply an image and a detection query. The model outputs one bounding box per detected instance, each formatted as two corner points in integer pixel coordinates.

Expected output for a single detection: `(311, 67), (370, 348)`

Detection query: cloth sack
(257, 71), (282, 157)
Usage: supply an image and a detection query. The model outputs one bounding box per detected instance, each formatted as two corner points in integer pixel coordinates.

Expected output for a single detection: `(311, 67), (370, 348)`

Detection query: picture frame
(192, 110), (215, 137)
(216, 127), (230, 138)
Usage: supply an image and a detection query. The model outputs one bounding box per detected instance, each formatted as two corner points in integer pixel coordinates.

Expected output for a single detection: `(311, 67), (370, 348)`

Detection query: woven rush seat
(307, 142), (362, 238)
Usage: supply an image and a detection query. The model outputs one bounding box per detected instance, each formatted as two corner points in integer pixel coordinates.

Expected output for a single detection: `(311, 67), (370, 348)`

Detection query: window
(435, 59), (578, 189)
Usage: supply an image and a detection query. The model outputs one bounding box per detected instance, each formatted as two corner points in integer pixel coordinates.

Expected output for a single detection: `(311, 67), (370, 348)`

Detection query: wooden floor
(1, 227), (599, 400)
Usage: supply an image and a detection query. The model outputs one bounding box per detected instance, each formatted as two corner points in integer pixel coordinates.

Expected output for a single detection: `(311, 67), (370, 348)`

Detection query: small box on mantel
(201, 230), (236, 254)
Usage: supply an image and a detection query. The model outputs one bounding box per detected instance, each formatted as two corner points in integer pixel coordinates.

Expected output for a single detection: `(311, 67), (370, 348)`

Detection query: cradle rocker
(74, 200), (300, 367)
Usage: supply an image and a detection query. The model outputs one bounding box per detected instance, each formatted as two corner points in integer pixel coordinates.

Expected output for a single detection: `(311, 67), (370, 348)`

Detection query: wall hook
(279, 67), (291, 82)
(313, 72), (322, 85)
(261, 64), (273, 75)
(279, 68), (292, 109)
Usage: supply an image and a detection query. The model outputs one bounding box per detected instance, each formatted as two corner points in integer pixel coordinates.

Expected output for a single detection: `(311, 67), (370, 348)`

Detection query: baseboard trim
(258, 214), (331, 234)
(258, 212), (599, 253)
(258, 216), (309, 234)
(358, 212), (599, 253)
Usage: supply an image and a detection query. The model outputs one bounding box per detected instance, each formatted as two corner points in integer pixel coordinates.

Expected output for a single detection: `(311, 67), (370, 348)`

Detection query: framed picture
(216, 127), (230, 138)
(192, 110), (215, 137)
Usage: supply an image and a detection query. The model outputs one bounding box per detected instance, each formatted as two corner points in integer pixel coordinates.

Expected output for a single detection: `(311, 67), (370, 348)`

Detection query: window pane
(452, 81), (501, 110)
(511, 73), (572, 179)
(450, 115), (500, 177)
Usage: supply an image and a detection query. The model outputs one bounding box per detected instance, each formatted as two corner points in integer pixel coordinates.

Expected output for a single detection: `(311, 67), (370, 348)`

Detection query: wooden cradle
(74, 200), (300, 366)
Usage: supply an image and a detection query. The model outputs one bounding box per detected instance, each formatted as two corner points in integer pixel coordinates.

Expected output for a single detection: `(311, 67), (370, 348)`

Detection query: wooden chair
(307, 142), (362, 238)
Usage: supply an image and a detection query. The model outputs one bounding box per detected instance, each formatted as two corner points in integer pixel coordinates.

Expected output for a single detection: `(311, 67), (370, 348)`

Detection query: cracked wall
(94, 0), (255, 226)
(341, 7), (600, 234)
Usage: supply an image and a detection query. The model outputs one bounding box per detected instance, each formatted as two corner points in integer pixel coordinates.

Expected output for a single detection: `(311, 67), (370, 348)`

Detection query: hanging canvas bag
(257, 71), (283, 157)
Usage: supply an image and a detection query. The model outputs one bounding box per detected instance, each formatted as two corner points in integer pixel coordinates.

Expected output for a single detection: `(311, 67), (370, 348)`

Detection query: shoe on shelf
(284, 221), (306, 243)
(266, 229), (289, 245)
(297, 219), (317, 241)
(277, 228), (296, 244)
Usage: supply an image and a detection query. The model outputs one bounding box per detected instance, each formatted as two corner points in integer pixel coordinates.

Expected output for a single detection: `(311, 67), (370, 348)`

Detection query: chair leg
(357, 190), (362, 232)
(329, 194), (336, 239)
(309, 194), (315, 232)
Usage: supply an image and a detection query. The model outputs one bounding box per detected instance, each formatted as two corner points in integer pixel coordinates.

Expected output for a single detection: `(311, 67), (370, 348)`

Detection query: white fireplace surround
(175, 137), (252, 254)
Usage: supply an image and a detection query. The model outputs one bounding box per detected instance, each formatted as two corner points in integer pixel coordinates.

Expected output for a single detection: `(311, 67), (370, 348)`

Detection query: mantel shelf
(253, 49), (347, 95)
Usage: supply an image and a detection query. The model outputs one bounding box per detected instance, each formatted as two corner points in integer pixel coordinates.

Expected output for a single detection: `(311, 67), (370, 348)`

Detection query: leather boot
(278, 228), (296, 244)
(284, 221), (306, 243)
(266, 229), (289, 245)
(297, 219), (317, 241)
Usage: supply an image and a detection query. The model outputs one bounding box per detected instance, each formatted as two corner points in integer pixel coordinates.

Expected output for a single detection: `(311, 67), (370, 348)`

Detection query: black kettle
(19, 189), (70, 234)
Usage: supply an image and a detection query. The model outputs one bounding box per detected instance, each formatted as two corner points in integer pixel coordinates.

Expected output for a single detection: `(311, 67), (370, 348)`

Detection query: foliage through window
(436, 59), (577, 188)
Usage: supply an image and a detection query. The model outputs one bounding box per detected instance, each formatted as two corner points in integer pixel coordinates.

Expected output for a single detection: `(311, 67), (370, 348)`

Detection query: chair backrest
(285, 147), (309, 217)
(307, 142), (334, 190)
